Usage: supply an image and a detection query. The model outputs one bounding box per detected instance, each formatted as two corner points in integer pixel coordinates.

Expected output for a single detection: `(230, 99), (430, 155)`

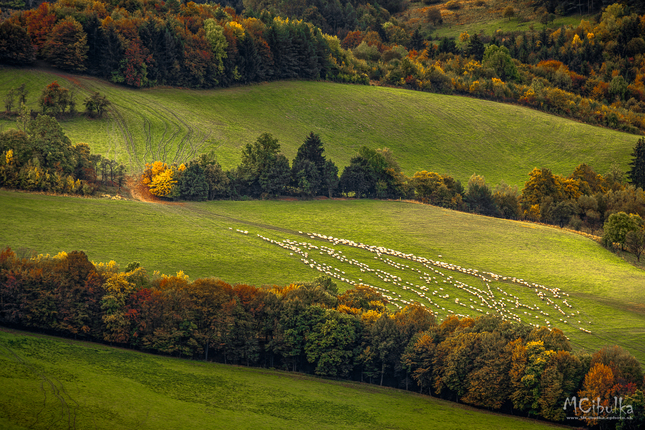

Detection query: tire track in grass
(121, 96), (174, 164)
(142, 115), (153, 162)
(0, 343), (78, 429)
(109, 105), (139, 170)
(157, 105), (194, 164)
(155, 120), (169, 161)
(148, 103), (215, 164)
(78, 78), (140, 170)
(189, 126), (214, 160)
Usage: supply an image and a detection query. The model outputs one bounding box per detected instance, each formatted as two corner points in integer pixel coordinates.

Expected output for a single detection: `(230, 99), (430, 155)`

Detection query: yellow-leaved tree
(149, 168), (176, 197)
(142, 161), (185, 197)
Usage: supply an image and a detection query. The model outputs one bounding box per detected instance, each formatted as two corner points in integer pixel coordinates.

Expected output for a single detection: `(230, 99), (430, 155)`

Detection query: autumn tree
(570, 163), (606, 195)
(101, 270), (141, 344)
(590, 345), (644, 387)
(402, 330), (437, 394)
(39, 82), (71, 117)
(462, 330), (513, 409)
(142, 161), (186, 198)
(0, 21), (36, 65)
(427, 8), (442, 25)
(42, 17), (89, 72)
(625, 228), (645, 261)
(575, 363), (617, 425)
(433, 332), (480, 402)
(411, 171), (462, 208)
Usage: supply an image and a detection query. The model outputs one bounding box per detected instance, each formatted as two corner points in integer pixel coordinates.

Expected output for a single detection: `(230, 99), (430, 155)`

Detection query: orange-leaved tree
(576, 363), (618, 425)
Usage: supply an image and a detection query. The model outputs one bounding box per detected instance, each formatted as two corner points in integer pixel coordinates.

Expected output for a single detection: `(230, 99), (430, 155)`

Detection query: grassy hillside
(0, 329), (572, 430)
(0, 67), (637, 187)
(404, 0), (590, 41)
(2, 189), (644, 364)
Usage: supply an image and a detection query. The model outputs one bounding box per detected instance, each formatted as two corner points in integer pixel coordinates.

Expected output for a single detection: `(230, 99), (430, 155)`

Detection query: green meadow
(0, 67), (637, 187)
(2, 189), (644, 364)
(0, 329), (573, 430)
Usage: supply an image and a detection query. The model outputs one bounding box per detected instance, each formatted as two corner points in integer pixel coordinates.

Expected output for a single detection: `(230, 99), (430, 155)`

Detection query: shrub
(445, 0), (461, 10)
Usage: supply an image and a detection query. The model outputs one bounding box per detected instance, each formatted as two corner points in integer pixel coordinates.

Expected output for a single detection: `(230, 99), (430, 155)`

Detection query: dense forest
(0, 247), (643, 427)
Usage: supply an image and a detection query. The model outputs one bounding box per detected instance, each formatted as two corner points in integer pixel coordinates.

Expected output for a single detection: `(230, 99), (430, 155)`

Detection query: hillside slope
(0, 67), (637, 186)
(0, 329), (571, 430)
(2, 190), (644, 363)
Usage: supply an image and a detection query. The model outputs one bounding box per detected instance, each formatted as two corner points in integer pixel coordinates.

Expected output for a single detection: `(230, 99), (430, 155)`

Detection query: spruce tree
(628, 137), (645, 189)
(291, 132), (327, 196)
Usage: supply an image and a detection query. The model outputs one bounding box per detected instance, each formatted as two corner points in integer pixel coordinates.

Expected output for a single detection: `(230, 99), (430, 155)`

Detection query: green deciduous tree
(198, 151), (230, 200)
(483, 44), (519, 82)
(26, 114), (76, 174)
(240, 132), (290, 197)
(603, 211), (643, 250)
(305, 309), (360, 377)
(204, 19), (228, 73)
(465, 174), (500, 216)
(84, 92), (110, 118)
(4, 88), (15, 113)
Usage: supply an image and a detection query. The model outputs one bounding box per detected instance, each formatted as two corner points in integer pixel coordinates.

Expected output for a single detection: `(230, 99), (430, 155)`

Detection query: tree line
(0, 0), (368, 87)
(141, 131), (645, 262)
(0, 88), (125, 195)
(0, 247), (642, 428)
(4, 81), (111, 119)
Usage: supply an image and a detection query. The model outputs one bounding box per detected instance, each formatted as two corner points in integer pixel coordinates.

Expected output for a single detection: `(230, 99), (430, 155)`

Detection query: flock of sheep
(237, 228), (593, 335)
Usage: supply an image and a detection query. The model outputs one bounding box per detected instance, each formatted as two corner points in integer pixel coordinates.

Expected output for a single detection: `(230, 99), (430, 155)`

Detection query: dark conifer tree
(628, 137), (645, 189)
(179, 162), (209, 201)
(291, 132), (327, 196)
(409, 28), (424, 52)
(238, 34), (260, 83)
